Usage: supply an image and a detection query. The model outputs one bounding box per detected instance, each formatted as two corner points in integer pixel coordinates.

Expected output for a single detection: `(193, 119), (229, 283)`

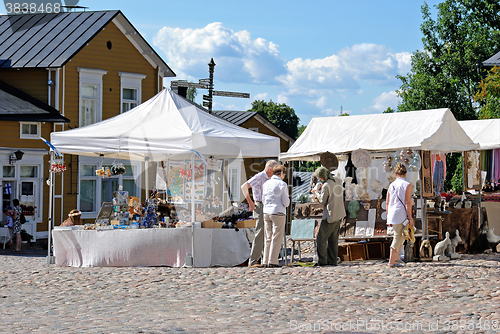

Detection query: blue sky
(4, 0), (443, 126)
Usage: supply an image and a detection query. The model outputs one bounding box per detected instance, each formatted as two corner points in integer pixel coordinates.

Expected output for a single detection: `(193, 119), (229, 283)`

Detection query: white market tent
(459, 119), (500, 231)
(458, 119), (500, 150)
(51, 88), (280, 160)
(280, 108), (480, 241)
(48, 88), (280, 266)
(279, 108), (479, 162)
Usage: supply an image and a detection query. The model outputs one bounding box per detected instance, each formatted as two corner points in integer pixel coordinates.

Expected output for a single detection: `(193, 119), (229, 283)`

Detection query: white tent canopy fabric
(51, 88), (280, 160)
(280, 108), (479, 161)
(458, 119), (500, 150)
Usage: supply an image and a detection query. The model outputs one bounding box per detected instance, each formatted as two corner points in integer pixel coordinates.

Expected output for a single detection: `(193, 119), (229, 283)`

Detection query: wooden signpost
(170, 58), (250, 113)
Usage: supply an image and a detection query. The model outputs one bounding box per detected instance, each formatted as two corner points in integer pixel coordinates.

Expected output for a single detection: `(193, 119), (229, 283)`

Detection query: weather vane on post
(171, 58), (250, 114)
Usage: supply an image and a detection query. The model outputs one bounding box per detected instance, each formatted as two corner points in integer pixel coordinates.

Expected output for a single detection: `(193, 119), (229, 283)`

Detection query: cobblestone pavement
(0, 247), (499, 334)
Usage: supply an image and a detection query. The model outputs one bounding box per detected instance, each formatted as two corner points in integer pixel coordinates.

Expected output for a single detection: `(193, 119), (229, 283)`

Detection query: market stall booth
(458, 119), (500, 237)
(49, 88), (280, 267)
(280, 108), (479, 260)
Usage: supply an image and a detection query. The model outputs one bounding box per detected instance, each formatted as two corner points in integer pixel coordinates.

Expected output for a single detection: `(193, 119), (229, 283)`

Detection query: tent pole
(191, 153), (195, 267)
(46, 151), (55, 265)
(145, 159), (149, 202)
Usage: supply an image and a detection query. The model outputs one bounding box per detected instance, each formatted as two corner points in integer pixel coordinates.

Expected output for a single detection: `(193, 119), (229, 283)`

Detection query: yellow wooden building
(0, 11), (175, 238)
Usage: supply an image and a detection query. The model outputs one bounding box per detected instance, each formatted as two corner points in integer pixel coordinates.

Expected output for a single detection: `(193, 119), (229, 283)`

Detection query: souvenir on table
(348, 200), (360, 219)
(344, 177), (354, 201)
(355, 221), (368, 237)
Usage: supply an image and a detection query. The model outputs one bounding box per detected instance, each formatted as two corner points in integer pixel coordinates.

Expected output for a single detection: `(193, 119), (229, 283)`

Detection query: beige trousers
(262, 214), (286, 265)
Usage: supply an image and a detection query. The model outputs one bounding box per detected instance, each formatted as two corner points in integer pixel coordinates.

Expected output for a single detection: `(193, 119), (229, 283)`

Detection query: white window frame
(78, 68), (107, 127)
(227, 159), (242, 202)
(119, 72), (146, 113)
(19, 122), (41, 139)
(78, 157), (142, 219)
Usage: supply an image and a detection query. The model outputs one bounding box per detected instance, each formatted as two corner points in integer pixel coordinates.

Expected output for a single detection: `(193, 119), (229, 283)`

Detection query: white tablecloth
(52, 228), (251, 267)
(0, 227), (10, 248)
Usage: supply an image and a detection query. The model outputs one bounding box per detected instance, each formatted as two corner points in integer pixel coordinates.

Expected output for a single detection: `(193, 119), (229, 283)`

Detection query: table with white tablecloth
(52, 228), (251, 267)
(0, 227), (10, 249)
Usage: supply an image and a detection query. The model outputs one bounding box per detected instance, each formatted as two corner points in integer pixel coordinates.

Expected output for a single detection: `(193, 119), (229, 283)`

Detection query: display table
(53, 228), (251, 268)
(0, 227), (10, 249)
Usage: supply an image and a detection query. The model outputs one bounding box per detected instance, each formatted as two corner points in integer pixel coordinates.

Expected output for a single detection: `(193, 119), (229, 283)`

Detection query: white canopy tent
(48, 88), (280, 266)
(280, 108), (479, 162)
(459, 119), (500, 232)
(51, 88), (280, 160)
(458, 119), (500, 150)
(280, 108), (480, 241)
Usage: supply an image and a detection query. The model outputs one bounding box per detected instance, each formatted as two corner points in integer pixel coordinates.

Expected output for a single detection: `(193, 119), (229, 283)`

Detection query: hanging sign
(206, 158), (222, 171)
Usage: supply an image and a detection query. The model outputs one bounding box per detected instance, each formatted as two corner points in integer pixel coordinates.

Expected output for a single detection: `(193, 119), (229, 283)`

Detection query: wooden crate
(349, 243), (366, 260)
(366, 242), (383, 259)
(338, 244), (350, 262)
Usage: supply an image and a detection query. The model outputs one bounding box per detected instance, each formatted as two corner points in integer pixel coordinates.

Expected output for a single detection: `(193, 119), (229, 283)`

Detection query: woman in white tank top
(386, 162), (414, 267)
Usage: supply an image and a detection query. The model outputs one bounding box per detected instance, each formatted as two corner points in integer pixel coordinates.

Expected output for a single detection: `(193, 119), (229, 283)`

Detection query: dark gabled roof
(0, 11), (118, 68)
(482, 50), (500, 68)
(0, 80), (70, 122)
(0, 11), (175, 76)
(212, 110), (257, 126)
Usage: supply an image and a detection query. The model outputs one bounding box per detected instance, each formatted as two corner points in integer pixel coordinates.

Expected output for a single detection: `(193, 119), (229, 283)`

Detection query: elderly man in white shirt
(262, 164), (290, 268)
(241, 160), (278, 267)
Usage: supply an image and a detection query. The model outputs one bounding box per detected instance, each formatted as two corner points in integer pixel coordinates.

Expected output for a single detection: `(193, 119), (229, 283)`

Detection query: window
(248, 127), (259, 132)
(81, 84), (99, 126)
(3, 166), (15, 178)
(78, 68), (107, 127)
(20, 166), (38, 178)
(80, 164), (97, 213)
(20, 122), (40, 139)
(227, 159), (242, 202)
(119, 72), (146, 113)
(78, 159), (141, 217)
(122, 88), (138, 112)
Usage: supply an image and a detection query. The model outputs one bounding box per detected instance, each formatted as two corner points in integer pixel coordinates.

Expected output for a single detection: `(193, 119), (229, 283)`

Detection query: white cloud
(363, 91), (400, 113)
(277, 43), (411, 90)
(153, 22), (285, 84)
(276, 94), (288, 104)
(253, 93), (268, 101)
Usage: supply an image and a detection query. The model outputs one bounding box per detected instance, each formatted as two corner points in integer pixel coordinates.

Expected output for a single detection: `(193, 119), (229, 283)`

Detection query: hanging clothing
(433, 160), (445, 194)
(345, 153), (357, 184)
(494, 149), (500, 182)
(431, 154), (447, 177)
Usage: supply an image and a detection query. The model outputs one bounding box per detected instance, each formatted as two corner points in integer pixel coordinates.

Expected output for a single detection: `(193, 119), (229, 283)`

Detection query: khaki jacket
(319, 177), (346, 223)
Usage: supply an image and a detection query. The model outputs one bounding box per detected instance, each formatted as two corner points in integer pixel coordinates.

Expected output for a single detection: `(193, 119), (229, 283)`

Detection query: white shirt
(247, 170), (269, 202)
(263, 175), (290, 215)
(387, 177), (410, 225)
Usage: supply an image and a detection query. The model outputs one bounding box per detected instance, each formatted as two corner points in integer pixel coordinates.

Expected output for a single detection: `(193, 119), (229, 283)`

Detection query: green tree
(383, 107), (395, 114)
(396, 0), (500, 120)
(474, 65), (500, 119)
(297, 124), (307, 137)
(249, 100), (300, 139)
(186, 87), (197, 102)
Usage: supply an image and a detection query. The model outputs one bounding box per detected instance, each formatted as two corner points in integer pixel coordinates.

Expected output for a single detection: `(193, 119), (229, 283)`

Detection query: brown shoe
(248, 264), (264, 268)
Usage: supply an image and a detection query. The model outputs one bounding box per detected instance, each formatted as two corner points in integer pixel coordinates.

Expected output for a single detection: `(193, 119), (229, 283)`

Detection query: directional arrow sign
(213, 90), (250, 98)
(199, 78), (210, 84)
(203, 101), (212, 107)
(171, 81), (209, 89)
(203, 94), (211, 101)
